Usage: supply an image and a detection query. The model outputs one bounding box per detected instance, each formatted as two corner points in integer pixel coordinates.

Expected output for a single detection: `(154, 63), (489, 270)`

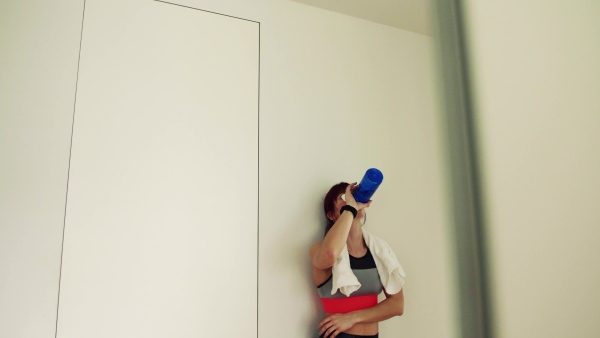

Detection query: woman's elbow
(314, 248), (337, 269)
(310, 244), (338, 269)
(394, 299), (404, 316)
(322, 248), (338, 267)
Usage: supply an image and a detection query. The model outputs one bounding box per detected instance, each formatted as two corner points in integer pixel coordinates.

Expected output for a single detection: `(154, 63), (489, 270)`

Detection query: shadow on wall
(308, 198), (329, 338)
(268, 195), (327, 337)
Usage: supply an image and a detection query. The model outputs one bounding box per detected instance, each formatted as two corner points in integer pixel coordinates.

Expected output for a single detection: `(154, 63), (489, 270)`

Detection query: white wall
(0, 1), (84, 336)
(251, 3), (457, 337)
(462, 1), (600, 337)
(54, 1), (259, 336)
(1, 0), (457, 337)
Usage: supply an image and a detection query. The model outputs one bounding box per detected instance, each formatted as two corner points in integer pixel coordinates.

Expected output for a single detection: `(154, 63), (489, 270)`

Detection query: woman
(310, 182), (405, 338)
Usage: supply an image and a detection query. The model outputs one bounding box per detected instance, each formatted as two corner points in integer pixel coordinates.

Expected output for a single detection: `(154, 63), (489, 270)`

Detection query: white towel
(331, 228), (406, 297)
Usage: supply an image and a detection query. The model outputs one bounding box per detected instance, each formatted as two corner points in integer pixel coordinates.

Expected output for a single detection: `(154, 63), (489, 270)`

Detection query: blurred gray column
(430, 1), (494, 337)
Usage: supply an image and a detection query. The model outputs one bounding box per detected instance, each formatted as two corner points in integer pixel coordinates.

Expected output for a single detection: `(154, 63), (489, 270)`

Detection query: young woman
(310, 182), (404, 338)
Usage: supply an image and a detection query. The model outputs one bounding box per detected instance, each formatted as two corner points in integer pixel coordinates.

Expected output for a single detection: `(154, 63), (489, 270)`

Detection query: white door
(57, 0), (258, 337)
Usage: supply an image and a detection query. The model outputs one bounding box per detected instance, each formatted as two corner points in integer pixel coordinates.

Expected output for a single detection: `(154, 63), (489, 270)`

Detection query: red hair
(323, 182), (349, 236)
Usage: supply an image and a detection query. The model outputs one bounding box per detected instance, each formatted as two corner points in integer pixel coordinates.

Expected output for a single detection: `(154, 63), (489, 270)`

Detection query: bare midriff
(324, 313), (378, 336)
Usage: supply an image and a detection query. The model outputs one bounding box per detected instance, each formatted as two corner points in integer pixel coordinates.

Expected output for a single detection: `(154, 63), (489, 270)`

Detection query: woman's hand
(318, 313), (356, 338)
(344, 183), (372, 210)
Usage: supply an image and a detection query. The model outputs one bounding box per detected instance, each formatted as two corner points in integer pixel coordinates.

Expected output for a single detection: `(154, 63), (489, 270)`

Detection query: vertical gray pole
(430, 1), (494, 337)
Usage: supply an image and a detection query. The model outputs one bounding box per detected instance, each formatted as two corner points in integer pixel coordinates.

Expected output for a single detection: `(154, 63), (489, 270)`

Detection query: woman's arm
(318, 290), (404, 338)
(310, 211), (354, 270)
(350, 289), (404, 322)
(310, 183), (370, 270)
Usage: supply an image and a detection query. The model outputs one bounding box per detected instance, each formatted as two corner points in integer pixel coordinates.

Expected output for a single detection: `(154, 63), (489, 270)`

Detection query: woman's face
(331, 193), (347, 221)
(331, 192), (366, 223)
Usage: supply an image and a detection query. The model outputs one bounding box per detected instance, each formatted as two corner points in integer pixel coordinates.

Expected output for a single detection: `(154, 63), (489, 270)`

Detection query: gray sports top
(317, 247), (383, 298)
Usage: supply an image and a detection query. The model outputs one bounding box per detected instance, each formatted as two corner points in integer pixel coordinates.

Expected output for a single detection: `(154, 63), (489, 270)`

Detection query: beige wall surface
(248, 3), (457, 337)
(55, 1), (259, 337)
(1, 0), (457, 337)
(0, 0), (84, 336)
(463, 1), (600, 337)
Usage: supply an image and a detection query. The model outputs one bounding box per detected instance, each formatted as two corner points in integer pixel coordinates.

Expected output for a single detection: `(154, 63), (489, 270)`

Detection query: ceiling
(290, 0), (433, 36)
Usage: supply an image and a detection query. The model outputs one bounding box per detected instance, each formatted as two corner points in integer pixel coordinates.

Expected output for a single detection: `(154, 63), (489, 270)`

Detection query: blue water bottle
(353, 168), (384, 203)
